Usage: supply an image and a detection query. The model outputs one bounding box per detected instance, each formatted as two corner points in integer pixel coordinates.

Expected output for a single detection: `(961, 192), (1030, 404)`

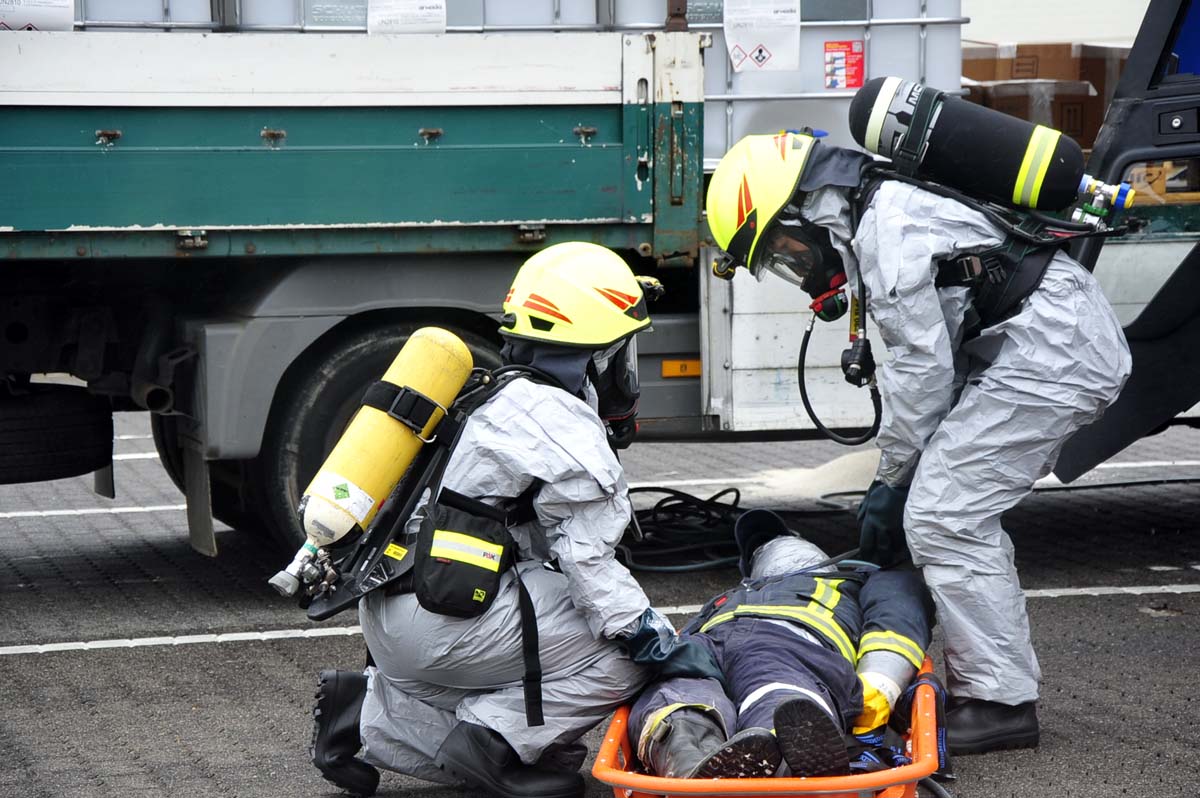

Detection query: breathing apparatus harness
(796, 160), (1132, 446)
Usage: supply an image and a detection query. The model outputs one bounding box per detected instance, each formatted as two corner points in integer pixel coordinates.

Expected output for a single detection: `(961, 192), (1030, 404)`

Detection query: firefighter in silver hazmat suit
(705, 132), (1131, 756)
(309, 242), (722, 798)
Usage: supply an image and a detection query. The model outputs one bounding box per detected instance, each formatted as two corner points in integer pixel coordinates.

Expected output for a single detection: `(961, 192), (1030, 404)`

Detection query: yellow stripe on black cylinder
(1012, 125), (1062, 208)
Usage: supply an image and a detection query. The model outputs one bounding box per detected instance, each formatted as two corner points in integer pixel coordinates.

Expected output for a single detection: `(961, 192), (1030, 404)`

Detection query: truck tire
(256, 323), (501, 550)
(0, 385), (113, 484)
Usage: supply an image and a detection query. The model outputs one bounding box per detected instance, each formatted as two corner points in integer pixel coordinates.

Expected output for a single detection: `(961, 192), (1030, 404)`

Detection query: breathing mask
(589, 336), (640, 449)
(752, 202), (850, 322)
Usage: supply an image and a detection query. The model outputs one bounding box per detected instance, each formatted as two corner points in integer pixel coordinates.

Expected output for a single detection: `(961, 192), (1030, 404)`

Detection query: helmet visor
(749, 215), (823, 290)
(592, 336), (639, 412)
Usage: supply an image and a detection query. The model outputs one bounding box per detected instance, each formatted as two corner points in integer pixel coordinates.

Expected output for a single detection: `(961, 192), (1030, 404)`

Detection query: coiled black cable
(616, 486), (848, 573)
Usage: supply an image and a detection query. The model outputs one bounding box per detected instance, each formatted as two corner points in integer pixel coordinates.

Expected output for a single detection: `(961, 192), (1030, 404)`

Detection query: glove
(856, 480), (910, 566)
(618, 608), (724, 683)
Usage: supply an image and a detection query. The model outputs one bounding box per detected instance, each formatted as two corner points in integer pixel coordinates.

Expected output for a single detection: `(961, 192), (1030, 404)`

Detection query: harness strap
(514, 567), (545, 726)
(892, 87), (943, 177)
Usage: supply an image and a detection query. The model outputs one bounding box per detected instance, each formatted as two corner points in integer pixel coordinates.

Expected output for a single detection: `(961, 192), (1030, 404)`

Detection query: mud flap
(184, 445), (218, 556)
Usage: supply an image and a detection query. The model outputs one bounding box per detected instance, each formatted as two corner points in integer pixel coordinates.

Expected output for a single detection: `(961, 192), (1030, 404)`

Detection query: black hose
(616, 486), (848, 573)
(919, 776), (959, 798)
(796, 317), (882, 446)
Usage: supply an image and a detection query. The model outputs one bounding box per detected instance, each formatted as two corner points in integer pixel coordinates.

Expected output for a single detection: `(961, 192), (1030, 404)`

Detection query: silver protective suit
(358, 377), (653, 779)
(804, 181), (1132, 704)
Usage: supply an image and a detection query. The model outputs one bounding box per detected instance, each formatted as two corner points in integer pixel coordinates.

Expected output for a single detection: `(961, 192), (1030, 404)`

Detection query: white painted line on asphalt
(112, 452), (160, 461)
(1096, 460), (1200, 470)
(114, 434), (154, 441)
(0, 625), (364, 656)
(0, 504), (186, 519)
(4, 585), (1199, 657)
(1148, 565), (1182, 572)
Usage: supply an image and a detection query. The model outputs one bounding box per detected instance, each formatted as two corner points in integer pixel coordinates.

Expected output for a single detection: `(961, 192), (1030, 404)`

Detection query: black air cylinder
(848, 76), (1085, 211)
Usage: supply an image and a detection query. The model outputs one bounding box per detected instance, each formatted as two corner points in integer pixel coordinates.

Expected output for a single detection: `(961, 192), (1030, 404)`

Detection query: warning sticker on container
(0, 0), (73, 30)
(722, 0), (800, 73)
(824, 40), (865, 89)
(311, 471), (376, 525)
(367, 0), (445, 35)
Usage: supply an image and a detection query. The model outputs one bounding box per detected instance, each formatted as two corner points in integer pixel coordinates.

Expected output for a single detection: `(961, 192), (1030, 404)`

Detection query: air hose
(797, 310), (882, 446)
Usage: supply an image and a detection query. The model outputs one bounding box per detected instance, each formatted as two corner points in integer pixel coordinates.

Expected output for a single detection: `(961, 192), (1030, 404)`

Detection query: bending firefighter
(706, 125), (1131, 753)
(630, 509), (938, 780)
(310, 242), (721, 798)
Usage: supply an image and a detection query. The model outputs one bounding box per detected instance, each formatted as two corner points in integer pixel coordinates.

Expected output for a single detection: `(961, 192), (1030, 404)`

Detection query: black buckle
(386, 387), (445, 443)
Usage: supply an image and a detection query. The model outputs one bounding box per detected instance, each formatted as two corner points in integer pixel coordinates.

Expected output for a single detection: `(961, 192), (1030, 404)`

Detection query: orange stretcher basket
(593, 659), (940, 798)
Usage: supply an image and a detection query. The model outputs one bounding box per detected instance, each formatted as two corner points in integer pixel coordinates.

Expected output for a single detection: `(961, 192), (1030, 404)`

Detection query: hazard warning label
(824, 40), (865, 89)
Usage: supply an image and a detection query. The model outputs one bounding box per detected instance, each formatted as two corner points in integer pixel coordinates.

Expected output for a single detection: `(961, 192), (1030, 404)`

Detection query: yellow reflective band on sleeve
(1012, 125), (1062, 208)
(430, 530), (505, 572)
(858, 630), (925, 669)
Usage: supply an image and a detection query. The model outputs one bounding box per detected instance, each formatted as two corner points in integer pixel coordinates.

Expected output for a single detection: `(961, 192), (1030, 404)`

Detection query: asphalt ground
(3, 413), (1200, 798)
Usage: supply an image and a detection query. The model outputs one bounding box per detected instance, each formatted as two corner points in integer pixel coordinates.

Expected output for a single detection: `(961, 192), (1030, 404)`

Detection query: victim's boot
(310, 670), (380, 796)
(433, 722), (584, 798)
(773, 695), (851, 777)
(642, 708), (780, 779)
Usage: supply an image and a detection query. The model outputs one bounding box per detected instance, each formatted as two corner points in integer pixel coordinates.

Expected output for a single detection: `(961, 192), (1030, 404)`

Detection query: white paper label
(0, 0), (74, 30)
(367, 0), (445, 35)
(722, 0), (801, 73)
(310, 470), (376, 525)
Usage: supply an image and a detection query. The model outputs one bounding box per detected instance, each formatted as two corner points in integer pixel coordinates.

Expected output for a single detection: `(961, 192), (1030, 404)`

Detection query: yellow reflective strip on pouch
(430, 529), (504, 573)
(859, 630), (925, 669)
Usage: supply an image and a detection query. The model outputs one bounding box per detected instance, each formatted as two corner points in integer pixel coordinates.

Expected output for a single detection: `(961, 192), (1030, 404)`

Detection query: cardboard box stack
(962, 42), (1130, 149)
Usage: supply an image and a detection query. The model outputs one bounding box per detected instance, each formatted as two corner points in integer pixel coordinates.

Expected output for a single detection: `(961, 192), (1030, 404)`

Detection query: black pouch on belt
(413, 488), (517, 618)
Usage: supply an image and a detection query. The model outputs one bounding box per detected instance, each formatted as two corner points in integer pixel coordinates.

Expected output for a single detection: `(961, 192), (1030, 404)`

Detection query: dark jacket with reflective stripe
(680, 568), (935, 668)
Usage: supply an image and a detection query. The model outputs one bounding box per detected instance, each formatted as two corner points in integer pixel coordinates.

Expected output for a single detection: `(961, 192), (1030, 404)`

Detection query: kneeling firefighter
(310, 242), (722, 798)
(705, 78), (1132, 755)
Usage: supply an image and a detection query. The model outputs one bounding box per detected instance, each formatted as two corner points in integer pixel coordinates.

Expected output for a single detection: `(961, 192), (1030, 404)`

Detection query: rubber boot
(946, 699), (1039, 754)
(690, 727), (782, 779)
(640, 709), (727, 778)
(773, 695), (851, 777)
(433, 722), (584, 798)
(311, 670), (380, 797)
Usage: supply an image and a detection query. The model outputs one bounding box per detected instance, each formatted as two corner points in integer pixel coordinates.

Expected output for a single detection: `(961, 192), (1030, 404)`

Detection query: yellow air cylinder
(300, 327), (473, 547)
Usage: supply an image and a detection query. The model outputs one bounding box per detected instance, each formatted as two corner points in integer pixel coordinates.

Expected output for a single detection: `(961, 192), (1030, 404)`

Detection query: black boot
(640, 709), (727, 778)
(434, 722), (584, 798)
(690, 727), (781, 779)
(946, 699), (1039, 754)
(773, 695), (851, 777)
(311, 670), (380, 797)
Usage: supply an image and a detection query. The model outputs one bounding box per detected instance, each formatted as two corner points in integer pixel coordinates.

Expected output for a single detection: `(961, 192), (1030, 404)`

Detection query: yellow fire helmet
(500, 242), (652, 347)
(706, 132), (817, 279)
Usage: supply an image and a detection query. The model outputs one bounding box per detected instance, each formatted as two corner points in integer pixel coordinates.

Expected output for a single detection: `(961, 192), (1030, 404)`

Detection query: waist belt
(936, 243), (1057, 334)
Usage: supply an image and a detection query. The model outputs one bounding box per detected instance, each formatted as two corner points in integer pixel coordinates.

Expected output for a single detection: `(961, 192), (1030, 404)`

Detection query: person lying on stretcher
(628, 509), (939, 779)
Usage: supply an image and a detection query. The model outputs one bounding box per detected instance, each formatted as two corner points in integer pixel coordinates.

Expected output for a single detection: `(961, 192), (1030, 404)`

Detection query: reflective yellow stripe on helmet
(1012, 125), (1062, 208)
(858, 630), (925, 669)
(430, 530), (505, 572)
